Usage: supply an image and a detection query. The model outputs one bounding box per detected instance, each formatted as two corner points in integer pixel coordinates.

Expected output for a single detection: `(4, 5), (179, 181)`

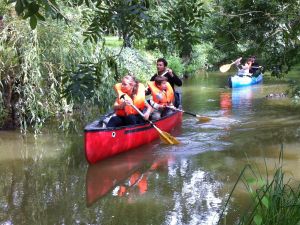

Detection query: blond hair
(123, 74), (139, 95)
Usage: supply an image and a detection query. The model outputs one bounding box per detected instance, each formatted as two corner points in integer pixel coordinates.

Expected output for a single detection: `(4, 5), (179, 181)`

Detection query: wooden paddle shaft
(125, 100), (155, 126)
(167, 107), (197, 117)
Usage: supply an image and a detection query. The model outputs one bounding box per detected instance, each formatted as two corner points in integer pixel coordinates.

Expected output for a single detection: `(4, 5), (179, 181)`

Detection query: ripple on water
(169, 113), (241, 156)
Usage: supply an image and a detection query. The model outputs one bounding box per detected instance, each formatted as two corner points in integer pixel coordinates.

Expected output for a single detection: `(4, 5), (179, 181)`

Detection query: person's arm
(171, 72), (182, 86)
(150, 74), (156, 81)
(143, 101), (153, 120)
(145, 87), (151, 95)
(113, 100), (126, 110)
(166, 69), (182, 86)
(236, 64), (243, 70)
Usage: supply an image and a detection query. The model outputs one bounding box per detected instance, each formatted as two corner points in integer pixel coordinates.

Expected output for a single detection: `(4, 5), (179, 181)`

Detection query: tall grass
(218, 145), (300, 225)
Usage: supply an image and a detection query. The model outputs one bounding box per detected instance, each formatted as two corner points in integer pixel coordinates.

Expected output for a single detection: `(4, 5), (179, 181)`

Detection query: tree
(8, 0), (150, 47)
(84, 0), (150, 47)
(210, 0), (300, 75)
(161, 0), (209, 61)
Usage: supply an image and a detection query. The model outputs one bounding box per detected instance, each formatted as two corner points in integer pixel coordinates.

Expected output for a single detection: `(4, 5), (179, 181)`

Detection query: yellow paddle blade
(219, 64), (232, 73)
(196, 116), (211, 123)
(151, 123), (180, 145)
(159, 131), (180, 145)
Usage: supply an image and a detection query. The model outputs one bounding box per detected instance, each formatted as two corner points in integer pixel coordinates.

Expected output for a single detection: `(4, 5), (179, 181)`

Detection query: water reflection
(165, 157), (223, 225)
(231, 86), (254, 114)
(86, 147), (173, 206)
(220, 92), (232, 117)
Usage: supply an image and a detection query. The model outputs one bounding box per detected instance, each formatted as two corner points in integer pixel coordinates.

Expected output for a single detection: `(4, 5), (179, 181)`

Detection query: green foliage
(218, 146), (300, 225)
(165, 55), (184, 76)
(8, 0), (64, 29)
(61, 50), (117, 111)
(161, 0), (209, 59)
(142, 2), (174, 54)
(0, 5), (106, 131)
(211, 0), (300, 75)
(184, 43), (215, 76)
(116, 47), (155, 82)
(104, 36), (123, 48)
(83, 0), (150, 47)
(287, 80), (300, 104)
(7, 0), (151, 48)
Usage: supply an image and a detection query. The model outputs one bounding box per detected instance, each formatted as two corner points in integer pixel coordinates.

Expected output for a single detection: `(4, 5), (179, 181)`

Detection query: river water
(1, 72), (300, 225)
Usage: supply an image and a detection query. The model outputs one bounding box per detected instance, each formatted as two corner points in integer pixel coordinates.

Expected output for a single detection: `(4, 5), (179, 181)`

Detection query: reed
(218, 145), (300, 225)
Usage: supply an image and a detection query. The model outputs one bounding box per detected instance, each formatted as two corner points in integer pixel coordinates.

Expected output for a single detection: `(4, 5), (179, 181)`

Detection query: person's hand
(166, 68), (173, 77)
(118, 99), (131, 109)
(143, 111), (151, 120)
(234, 57), (242, 65)
(118, 101), (126, 109)
(159, 105), (166, 110)
(124, 99), (132, 105)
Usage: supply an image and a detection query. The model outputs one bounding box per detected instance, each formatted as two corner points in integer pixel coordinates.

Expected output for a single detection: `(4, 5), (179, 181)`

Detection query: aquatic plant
(218, 145), (300, 225)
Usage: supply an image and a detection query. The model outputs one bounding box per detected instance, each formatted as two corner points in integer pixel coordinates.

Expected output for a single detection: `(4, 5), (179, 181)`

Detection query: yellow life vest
(114, 83), (146, 116)
(147, 81), (174, 106)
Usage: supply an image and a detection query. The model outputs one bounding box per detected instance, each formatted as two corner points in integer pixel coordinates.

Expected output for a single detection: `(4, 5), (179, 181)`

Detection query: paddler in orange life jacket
(149, 58), (182, 107)
(107, 74), (152, 127)
(148, 76), (175, 120)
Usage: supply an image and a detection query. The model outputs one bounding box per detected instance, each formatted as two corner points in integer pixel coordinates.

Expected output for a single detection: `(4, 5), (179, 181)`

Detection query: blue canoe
(228, 73), (263, 88)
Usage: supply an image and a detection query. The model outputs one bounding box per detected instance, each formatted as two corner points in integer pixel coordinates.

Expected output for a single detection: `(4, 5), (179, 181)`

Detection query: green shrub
(115, 47), (156, 82)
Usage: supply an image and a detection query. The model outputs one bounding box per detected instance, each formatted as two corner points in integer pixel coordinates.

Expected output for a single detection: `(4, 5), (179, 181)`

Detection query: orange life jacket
(114, 83), (146, 116)
(147, 81), (174, 106)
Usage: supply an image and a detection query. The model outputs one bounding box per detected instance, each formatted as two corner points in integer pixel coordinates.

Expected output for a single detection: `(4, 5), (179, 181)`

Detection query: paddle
(219, 62), (235, 73)
(120, 95), (180, 145)
(158, 70), (169, 77)
(167, 106), (211, 123)
(220, 57), (242, 73)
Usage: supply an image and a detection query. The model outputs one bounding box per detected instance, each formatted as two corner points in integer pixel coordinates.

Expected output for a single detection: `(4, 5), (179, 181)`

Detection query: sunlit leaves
(84, 0), (150, 46)
(9, 0), (68, 29)
(254, 214), (262, 225)
(160, 0), (209, 59)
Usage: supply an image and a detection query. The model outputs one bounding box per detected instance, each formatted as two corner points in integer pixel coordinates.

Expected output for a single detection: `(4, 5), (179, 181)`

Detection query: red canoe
(84, 111), (182, 164)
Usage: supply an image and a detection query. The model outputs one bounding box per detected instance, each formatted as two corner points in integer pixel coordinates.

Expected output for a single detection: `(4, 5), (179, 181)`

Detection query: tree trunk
(1, 70), (19, 129)
(123, 33), (132, 48)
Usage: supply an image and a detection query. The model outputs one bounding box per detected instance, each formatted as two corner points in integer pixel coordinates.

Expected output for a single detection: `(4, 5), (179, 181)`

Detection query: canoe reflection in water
(220, 92), (232, 117)
(220, 86), (259, 116)
(86, 147), (173, 206)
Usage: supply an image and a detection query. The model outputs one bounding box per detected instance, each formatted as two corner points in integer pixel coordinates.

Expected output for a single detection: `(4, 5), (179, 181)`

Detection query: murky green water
(1, 72), (300, 225)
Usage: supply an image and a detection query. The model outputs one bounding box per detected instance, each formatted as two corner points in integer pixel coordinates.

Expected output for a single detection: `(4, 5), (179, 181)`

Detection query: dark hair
(157, 58), (168, 66)
(0, 16), (3, 20)
(154, 76), (167, 86)
(246, 58), (252, 63)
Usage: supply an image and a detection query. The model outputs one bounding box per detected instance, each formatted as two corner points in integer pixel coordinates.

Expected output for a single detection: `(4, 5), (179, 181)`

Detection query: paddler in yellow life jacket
(107, 74), (152, 127)
(147, 76), (175, 120)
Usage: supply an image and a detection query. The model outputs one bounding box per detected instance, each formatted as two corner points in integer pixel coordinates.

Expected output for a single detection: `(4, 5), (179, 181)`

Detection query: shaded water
(1, 73), (300, 224)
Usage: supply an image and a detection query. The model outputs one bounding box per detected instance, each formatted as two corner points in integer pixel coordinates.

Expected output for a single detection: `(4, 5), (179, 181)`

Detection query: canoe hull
(84, 111), (182, 164)
(229, 73), (263, 88)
